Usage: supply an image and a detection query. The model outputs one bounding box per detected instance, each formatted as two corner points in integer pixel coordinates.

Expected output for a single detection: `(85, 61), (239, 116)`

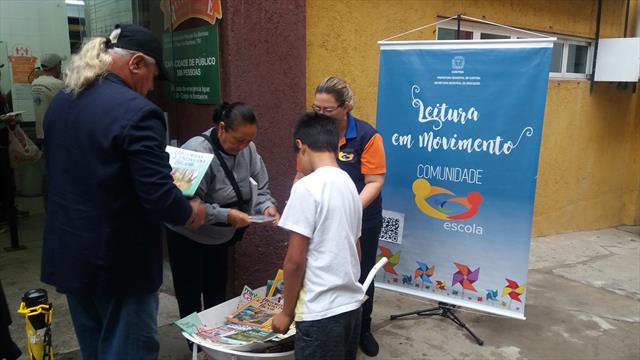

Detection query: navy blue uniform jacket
(41, 73), (191, 296)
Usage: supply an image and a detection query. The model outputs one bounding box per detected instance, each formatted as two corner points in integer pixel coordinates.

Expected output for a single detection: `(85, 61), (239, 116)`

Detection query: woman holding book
(166, 102), (280, 322)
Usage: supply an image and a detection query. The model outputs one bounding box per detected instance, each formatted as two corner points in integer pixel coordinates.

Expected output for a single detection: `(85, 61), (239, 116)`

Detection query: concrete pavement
(1, 197), (638, 359)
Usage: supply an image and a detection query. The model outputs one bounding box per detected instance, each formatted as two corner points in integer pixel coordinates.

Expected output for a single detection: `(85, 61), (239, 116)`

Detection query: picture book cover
(166, 146), (214, 197)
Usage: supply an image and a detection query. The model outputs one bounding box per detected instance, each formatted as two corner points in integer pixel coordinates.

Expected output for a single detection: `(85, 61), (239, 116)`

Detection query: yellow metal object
(18, 301), (53, 360)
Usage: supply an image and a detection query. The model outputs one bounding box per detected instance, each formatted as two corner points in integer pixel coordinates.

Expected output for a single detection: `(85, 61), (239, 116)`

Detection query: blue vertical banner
(375, 39), (553, 319)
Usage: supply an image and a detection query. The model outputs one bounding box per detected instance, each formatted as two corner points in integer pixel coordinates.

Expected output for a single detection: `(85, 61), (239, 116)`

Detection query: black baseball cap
(108, 24), (169, 80)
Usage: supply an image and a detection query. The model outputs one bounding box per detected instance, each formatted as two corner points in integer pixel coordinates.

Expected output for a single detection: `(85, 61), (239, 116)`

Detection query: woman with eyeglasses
(166, 102), (280, 332)
(296, 76), (386, 356)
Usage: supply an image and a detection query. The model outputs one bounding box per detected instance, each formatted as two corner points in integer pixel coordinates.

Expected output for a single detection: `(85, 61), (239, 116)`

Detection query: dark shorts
(294, 307), (362, 360)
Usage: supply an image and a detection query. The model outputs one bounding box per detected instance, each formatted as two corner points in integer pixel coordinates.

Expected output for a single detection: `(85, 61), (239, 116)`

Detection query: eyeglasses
(312, 102), (343, 115)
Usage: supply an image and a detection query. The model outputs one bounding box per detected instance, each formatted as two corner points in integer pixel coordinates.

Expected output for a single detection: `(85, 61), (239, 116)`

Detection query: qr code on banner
(379, 210), (405, 244)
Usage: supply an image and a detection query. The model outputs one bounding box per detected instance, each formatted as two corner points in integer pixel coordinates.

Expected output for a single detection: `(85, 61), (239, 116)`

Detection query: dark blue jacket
(41, 73), (191, 296)
(338, 114), (383, 228)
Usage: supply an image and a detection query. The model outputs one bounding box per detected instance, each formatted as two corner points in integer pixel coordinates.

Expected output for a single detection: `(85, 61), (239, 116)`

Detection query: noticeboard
(163, 25), (221, 104)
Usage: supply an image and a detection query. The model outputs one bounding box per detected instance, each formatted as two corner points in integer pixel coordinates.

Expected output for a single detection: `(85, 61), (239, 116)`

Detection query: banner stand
(375, 15), (554, 342)
(384, 20), (487, 346)
(390, 302), (484, 346)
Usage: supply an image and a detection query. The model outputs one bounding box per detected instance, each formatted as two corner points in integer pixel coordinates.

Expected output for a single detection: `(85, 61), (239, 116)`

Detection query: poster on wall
(375, 39), (553, 319)
(161, 0), (222, 104)
(8, 45), (37, 122)
(163, 25), (221, 104)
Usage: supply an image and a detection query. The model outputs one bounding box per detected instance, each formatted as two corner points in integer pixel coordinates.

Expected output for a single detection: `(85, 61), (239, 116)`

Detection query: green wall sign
(163, 25), (221, 104)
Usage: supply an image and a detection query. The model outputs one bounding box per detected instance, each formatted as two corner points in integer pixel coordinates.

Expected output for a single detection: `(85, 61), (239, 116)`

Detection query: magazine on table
(165, 145), (214, 197)
(237, 285), (260, 309)
(174, 312), (203, 335)
(221, 328), (277, 343)
(195, 323), (282, 351)
(269, 326), (296, 342)
(225, 297), (283, 328)
(196, 324), (252, 346)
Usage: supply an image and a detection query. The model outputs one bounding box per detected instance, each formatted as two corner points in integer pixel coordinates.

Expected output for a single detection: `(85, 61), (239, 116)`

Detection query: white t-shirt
(278, 166), (364, 322)
(31, 75), (64, 139)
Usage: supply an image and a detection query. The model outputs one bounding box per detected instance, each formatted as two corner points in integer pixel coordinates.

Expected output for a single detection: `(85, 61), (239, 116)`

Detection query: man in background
(31, 53), (64, 145)
(31, 53), (64, 206)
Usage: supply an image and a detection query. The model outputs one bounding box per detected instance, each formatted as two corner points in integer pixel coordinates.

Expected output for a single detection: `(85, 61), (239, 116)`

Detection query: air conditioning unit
(594, 37), (640, 82)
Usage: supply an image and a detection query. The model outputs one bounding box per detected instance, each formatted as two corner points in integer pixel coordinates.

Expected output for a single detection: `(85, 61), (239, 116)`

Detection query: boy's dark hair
(293, 112), (339, 154)
(212, 102), (257, 131)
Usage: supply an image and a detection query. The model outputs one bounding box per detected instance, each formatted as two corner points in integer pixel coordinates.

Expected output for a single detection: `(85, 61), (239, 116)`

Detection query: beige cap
(41, 53), (64, 69)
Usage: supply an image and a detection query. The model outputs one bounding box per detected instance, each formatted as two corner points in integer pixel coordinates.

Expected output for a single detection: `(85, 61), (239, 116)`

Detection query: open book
(166, 146), (214, 197)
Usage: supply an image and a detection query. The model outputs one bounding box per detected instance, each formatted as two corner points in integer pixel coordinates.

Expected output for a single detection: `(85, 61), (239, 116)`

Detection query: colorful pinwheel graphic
(502, 279), (525, 309)
(486, 289), (498, 302)
(435, 280), (446, 291)
(452, 262), (480, 299)
(376, 246), (400, 282)
(415, 261), (435, 288)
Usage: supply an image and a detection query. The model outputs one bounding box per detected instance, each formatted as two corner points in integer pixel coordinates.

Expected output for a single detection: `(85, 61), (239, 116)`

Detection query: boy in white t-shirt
(272, 112), (364, 360)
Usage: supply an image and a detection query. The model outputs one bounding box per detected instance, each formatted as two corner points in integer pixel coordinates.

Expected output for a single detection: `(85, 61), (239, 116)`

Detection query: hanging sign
(7, 45), (37, 122)
(163, 25), (221, 104)
(375, 38), (553, 319)
(160, 0), (222, 30)
(8, 46), (36, 84)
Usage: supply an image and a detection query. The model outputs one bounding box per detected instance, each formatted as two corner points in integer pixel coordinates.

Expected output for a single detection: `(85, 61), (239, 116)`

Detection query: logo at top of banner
(451, 56), (465, 70)
(412, 178), (483, 220)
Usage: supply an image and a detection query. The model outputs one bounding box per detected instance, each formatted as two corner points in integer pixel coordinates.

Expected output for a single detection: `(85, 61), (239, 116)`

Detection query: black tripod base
(390, 302), (484, 346)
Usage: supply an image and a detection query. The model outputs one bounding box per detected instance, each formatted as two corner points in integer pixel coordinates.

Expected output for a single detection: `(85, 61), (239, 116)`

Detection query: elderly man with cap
(31, 53), (64, 144)
(41, 24), (206, 359)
